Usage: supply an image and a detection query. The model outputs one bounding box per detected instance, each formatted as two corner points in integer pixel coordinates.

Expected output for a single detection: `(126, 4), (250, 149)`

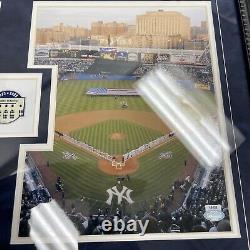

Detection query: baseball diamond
(41, 137), (189, 202)
(24, 60), (228, 237)
(69, 119), (164, 155)
(27, 78), (195, 214)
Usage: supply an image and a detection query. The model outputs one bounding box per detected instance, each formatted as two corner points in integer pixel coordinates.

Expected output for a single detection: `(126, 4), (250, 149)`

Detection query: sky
(36, 6), (207, 29)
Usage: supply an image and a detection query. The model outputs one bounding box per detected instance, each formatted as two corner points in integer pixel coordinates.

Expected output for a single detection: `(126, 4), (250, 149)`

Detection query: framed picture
(0, 1), (249, 250)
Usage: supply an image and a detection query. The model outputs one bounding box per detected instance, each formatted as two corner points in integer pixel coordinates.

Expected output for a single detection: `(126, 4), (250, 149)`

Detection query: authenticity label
(204, 205), (225, 222)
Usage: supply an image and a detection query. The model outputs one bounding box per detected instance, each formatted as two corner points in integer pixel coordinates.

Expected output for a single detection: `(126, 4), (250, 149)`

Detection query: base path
(97, 137), (176, 176)
(55, 110), (170, 134)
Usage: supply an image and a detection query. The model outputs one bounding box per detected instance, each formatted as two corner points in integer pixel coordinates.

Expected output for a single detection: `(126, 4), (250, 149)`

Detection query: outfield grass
(133, 140), (189, 200)
(42, 138), (189, 204)
(70, 119), (163, 155)
(44, 78), (195, 213)
(56, 80), (151, 116)
(42, 140), (114, 201)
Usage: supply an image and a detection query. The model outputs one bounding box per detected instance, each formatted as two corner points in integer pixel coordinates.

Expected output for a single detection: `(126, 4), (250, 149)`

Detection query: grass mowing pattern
(42, 139), (189, 205)
(42, 78), (192, 213)
(131, 139), (189, 201)
(56, 80), (151, 116)
(70, 119), (163, 155)
(43, 140), (114, 201)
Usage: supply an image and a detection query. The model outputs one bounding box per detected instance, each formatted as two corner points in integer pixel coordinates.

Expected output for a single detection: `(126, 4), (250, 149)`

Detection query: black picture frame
(0, 0), (249, 249)
(238, 0), (250, 69)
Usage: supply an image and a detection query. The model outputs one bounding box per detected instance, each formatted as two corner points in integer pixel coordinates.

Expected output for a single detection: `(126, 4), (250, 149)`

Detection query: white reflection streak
(149, 77), (219, 160)
(31, 208), (70, 250)
(137, 70), (228, 168)
(156, 71), (226, 161)
(200, 118), (229, 151)
(42, 203), (77, 245)
(138, 80), (215, 167)
(29, 201), (78, 250)
(29, 230), (51, 250)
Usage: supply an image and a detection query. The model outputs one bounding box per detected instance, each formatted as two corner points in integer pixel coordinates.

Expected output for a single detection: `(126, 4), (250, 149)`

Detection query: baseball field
(35, 79), (194, 213)
(56, 80), (152, 116)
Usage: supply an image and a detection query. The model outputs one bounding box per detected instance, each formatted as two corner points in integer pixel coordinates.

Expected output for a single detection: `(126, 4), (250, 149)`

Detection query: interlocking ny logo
(106, 185), (134, 205)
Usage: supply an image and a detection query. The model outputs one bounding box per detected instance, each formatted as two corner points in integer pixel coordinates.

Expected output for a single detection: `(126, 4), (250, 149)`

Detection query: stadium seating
(86, 58), (140, 75)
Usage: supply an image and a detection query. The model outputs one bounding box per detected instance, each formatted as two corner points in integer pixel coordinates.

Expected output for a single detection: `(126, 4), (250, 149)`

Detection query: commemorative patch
(0, 90), (25, 124)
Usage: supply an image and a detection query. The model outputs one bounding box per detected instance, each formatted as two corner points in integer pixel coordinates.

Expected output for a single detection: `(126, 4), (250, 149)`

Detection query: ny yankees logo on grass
(106, 185), (134, 205)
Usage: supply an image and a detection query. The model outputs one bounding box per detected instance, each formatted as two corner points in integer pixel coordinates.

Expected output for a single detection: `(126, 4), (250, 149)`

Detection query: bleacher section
(86, 58), (140, 75)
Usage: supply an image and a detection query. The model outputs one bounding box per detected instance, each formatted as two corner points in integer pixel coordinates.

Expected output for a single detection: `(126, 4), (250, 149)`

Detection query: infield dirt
(55, 110), (170, 134)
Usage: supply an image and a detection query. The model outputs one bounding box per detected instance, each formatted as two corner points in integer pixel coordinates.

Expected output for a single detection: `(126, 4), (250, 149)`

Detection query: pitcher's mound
(98, 157), (139, 176)
(109, 133), (126, 140)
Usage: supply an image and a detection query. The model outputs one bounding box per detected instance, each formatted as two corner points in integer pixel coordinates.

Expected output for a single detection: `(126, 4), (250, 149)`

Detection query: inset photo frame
(0, 73), (42, 138)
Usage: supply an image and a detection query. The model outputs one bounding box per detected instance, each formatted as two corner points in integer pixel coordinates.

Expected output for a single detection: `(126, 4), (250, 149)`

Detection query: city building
(135, 10), (191, 48)
(201, 21), (208, 33)
(36, 11), (204, 50)
(127, 25), (136, 35)
(191, 21), (208, 41)
(91, 21), (128, 36)
(91, 21), (103, 36)
(36, 23), (90, 44)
